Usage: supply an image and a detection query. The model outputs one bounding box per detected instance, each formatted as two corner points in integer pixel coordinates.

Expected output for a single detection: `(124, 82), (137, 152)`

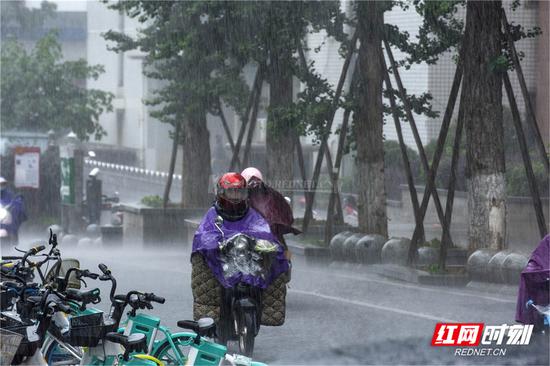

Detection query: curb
(466, 281), (519, 296)
(369, 264), (468, 287)
(370, 264), (422, 283)
(287, 240), (330, 265)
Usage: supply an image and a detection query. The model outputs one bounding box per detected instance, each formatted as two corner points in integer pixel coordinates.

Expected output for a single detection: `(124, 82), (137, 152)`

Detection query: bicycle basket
(2, 322), (41, 358)
(0, 328), (24, 365)
(69, 311), (104, 347)
(45, 259), (81, 289)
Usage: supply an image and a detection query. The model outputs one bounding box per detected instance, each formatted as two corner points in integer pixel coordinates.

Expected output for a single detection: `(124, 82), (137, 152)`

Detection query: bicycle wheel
(151, 335), (193, 365)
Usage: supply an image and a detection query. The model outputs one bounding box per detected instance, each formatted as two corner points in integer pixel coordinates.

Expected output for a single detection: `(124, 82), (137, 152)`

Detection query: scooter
(212, 215), (282, 356)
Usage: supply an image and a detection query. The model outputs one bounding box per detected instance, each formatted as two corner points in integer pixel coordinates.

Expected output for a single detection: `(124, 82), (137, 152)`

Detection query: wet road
(4, 239), (548, 365)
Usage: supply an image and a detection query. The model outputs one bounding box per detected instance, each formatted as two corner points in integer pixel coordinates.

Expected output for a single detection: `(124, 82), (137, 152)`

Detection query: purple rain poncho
(515, 235), (550, 324)
(192, 206), (289, 289)
(0, 189), (27, 236)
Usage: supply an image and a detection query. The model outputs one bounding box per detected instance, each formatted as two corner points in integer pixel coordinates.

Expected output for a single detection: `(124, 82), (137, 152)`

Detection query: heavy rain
(0, 1), (549, 366)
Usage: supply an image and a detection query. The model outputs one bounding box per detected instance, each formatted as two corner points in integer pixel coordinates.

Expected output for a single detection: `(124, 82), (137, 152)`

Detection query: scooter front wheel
(238, 312), (255, 357)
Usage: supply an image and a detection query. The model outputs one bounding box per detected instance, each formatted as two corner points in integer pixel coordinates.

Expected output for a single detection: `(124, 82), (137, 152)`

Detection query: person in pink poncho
(241, 167), (300, 262)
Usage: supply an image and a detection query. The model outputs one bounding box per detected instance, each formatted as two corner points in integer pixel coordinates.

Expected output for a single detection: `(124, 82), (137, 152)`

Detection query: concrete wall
(398, 185), (549, 253)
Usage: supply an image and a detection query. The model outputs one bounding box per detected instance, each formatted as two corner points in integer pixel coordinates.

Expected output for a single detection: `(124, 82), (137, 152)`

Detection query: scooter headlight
(234, 236), (248, 251)
(232, 236), (249, 258)
(0, 207), (11, 224)
(0, 207), (7, 221)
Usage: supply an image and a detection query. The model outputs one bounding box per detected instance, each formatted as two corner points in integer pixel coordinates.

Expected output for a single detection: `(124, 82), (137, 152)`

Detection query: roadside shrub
(141, 195), (163, 208)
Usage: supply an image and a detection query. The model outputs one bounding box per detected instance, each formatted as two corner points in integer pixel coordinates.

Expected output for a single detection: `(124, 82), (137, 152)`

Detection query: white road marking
(296, 267), (516, 304)
(290, 288), (460, 323)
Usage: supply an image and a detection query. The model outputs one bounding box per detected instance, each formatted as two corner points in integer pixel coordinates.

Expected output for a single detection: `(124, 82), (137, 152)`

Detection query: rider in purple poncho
(515, 235), (550, 324)
(0, 177), (27, 242)
(191, 172), (289, 289)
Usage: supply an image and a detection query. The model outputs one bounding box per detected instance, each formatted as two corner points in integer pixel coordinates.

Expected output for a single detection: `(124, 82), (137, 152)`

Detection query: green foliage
(506, 161), (549, 197)
(422, 121), (467, 191)
(340, 175), (355, 194)
(427, 263), (442, 274)
(342, 0), (456, 153)
(390, 1), (464, 68)
(488, 55), (509, 73)
(104, 1), (345, 138)
(237, 1), (345, 138)
(384, 140), (422, 199)
(420, 107), (549, 197)
(141, 195), (163, 208)
(104, 1), (251, 128)
(422, 238), (442, 249)
(0, 32), (113, 140)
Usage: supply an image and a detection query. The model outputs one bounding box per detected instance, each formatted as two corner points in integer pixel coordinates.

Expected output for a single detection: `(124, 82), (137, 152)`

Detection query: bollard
(381, 238), (411, 266)
(417, 247), (439, 267)
(329, 231), (353, 261)
(467, 249), (498, 282)
(354, 234), (386, 264)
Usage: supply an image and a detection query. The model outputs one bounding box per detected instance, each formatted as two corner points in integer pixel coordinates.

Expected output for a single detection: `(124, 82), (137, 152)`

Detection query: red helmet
(215, 172), (249, 221)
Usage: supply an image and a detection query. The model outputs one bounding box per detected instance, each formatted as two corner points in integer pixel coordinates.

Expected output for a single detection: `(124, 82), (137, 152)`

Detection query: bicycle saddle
(105, 332), (147, 351)
(177, 317), (216, 336)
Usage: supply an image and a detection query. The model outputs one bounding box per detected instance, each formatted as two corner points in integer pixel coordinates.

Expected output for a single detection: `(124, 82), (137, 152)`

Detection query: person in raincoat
(515, 235), (550, 327)
(191, 172), (289, 289)
(0, 177), (27, 244)
(240, 167), (300, 260)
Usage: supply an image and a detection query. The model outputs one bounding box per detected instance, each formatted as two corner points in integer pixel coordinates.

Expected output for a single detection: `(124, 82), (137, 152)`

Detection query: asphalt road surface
(4, 238), (549, 366)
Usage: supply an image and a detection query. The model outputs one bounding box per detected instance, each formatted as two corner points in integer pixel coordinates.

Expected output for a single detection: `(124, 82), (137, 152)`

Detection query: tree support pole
(243, 76), (264, 168)
(330, 108), (352, 224)
(439, 103), (465, 270)
(229, 67), (263, 171)
(383, 38), (451, 248)
(296, 44), (313, 210)
(298, 43), (345, 229)
(503, 72), (548, 237)
(381, 57), (423, 249)
(408, 53), (464, 265)
(501, 9), (549, 174)
(302, 31), (358, 233)
(217, 99), (237, 155)
(326, 63), (362, 229)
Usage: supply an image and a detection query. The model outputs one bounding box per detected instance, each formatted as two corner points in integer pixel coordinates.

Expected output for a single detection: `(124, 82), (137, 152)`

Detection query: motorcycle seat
(177, 318), (216, 336)
(105, 332), (147, 350)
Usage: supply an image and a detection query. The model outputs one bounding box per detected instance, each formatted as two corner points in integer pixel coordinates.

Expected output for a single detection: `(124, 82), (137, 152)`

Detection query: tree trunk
(266, 49), (294, 190)
(355, 1), (387, 236)
(461, 0), (506, 251)
(182, 111), (211, 208)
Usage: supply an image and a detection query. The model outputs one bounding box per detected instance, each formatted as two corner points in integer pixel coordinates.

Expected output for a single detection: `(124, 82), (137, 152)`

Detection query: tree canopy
(104, 1), (251, 128)
(0, 32), (113, 140)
